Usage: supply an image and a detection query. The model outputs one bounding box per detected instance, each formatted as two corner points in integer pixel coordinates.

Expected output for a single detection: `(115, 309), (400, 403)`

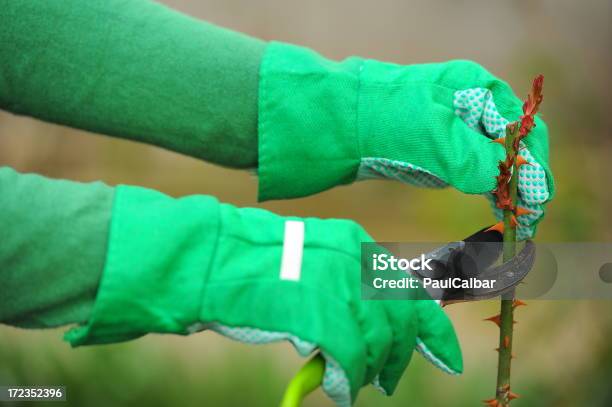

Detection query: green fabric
(257, 42), (554, 236)
(0, 0), (265, 168)
(257, 44), (363, 199)
(65, 184), (461, 403)
(0, 0), (266, 330)
(0, 167), (112, 327)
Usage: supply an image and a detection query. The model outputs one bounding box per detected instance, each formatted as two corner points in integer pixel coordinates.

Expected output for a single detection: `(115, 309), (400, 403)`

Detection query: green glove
(65, 184), (462, 406)
(257, 42), (554, 240)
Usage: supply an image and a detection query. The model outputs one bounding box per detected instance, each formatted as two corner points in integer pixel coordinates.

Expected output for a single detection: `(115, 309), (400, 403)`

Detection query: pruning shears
(414, 226), (536, 304)
(279, 225), (536, 406)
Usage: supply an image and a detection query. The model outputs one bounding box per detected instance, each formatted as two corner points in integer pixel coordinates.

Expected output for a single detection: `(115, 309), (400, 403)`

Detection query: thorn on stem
(484, 314), (502, 327)
(516, 156), (530, 167)
(486, 222), (504, 234)
(515, 207), (534, 217)
(508, 391), (520, 400)
(512, 299), (527, 308)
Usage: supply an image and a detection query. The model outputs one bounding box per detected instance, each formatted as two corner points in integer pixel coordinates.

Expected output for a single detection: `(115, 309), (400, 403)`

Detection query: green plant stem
(495, 125), (519, 406)
(279, 353), (325, 407)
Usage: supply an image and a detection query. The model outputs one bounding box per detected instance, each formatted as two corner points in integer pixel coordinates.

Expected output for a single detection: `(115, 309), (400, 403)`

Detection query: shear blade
(415, 226), (535, 302)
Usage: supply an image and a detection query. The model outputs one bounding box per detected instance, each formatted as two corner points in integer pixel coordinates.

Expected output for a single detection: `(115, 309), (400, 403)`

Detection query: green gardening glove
(257, 42), (554, 240)
(64, 184), (461, 406)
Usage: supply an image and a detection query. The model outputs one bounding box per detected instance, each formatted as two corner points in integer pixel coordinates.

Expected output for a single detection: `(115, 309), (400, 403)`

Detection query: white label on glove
(279, 220), (305, 281)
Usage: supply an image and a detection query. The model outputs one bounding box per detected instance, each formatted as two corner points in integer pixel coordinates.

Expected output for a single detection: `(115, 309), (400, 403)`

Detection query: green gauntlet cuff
(257, 43), (363, 200)
(64, 185), (220, 344)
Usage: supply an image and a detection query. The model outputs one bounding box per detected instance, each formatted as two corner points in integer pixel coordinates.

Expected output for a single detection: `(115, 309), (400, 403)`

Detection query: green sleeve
(0, 0), (265, 168)
(0, 167), (113, 328)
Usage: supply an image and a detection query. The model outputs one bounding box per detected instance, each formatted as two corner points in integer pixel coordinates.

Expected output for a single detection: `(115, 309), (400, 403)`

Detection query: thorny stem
(487, 74), (543, 407)
(495, 124), (519, 406)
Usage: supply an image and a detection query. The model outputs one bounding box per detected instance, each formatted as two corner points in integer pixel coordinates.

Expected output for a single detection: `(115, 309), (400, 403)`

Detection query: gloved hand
(65, 185), (462, 406)
(257, 42), (554, 240)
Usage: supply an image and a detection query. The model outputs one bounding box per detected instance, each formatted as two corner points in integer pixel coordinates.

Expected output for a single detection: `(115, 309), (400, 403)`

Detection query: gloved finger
(375, 298), (462, 395)
(370, 301), (419, 396)
(454, 86), (552, 239)
(355, 301), (395, 390)
(364, 102), (507, 194)
(435, 109), (507, 194)
(488, 193), (546, 241)
(414, 299), (463, 376)
(315, 285), (395, 406)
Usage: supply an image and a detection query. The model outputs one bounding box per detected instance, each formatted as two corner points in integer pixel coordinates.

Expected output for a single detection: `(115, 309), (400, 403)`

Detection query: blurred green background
(1, 0), (610, 406)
